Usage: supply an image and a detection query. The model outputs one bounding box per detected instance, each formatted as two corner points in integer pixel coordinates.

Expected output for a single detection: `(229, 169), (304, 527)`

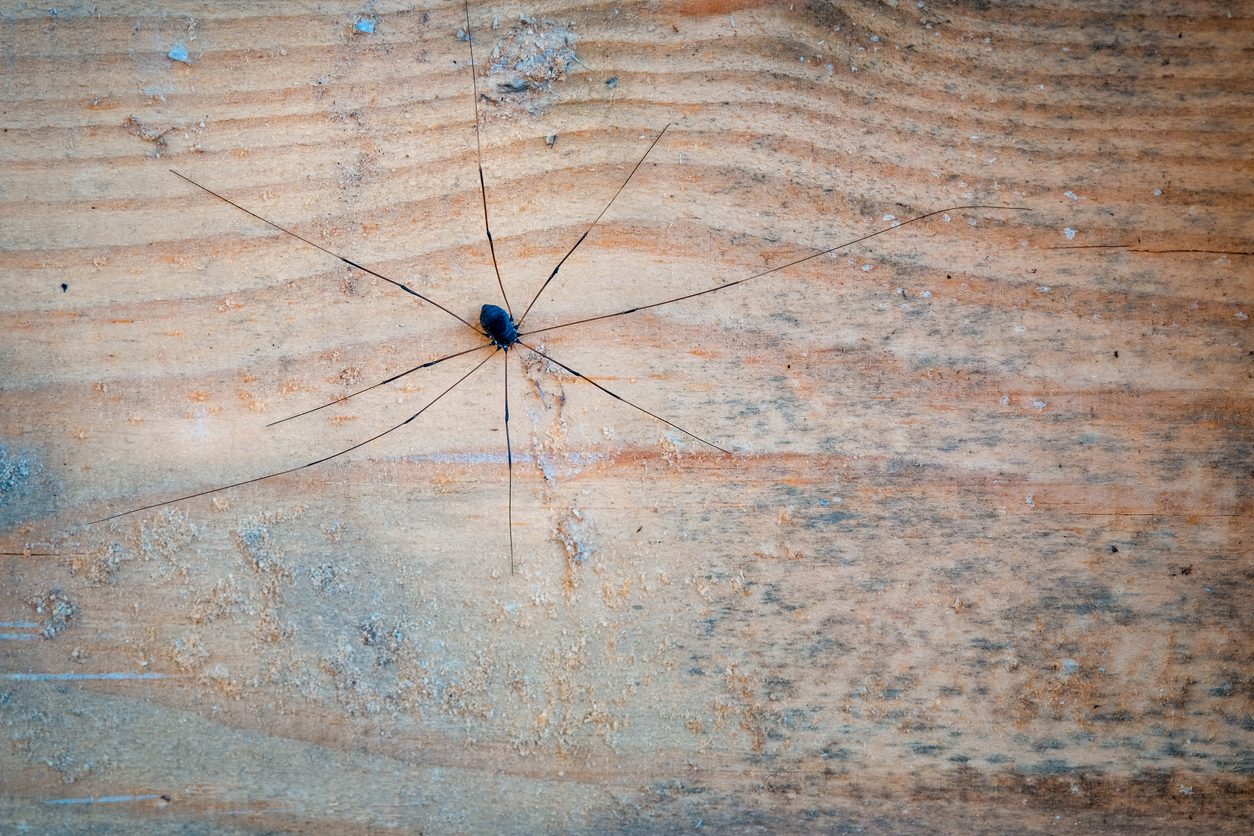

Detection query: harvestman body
(92, 3), (1025, 574)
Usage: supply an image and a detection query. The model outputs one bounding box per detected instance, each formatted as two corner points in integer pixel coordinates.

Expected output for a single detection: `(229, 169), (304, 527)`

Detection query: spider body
(480, 304), (519, 349)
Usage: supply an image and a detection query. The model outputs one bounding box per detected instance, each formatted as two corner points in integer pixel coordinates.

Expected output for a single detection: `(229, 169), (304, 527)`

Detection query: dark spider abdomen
(480, 304), (518, 348)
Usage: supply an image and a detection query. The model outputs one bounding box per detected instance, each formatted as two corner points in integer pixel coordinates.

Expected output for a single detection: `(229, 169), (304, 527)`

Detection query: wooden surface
(1, 0), (1250, 831)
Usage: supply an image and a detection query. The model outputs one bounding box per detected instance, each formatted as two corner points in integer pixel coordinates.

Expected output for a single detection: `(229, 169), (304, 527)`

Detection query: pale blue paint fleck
(2, 671), (172, 681)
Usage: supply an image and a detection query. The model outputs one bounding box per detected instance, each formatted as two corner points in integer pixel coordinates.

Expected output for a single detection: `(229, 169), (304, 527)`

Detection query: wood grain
(1, 0), (1250, 831)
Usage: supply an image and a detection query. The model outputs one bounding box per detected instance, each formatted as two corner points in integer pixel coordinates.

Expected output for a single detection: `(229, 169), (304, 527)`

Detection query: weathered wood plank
(1, 0), (1249, 831)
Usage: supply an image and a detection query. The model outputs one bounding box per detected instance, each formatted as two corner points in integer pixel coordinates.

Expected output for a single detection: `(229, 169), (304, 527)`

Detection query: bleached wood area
(1, 1), (1249, 831)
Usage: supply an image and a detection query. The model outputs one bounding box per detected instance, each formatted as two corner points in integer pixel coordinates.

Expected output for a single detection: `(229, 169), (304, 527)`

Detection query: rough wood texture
(2, 1), (1249, 832)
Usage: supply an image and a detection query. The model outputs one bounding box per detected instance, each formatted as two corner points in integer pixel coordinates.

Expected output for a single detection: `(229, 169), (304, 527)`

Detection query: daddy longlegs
(91, 2), (1025, 574)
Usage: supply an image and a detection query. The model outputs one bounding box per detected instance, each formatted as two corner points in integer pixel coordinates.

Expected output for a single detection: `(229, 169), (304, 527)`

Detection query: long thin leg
(520, 205), (1028, 338)
(91, 350), (497, 524)
(461, 0), (512, 316)
(503, 348), (515, 573)
(169, 170), (482, 335)
(518, 340), (730, 455)
(515, 124), (672, 329)
(268, 343), (493, 427)
(0, 550), (85, 557)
